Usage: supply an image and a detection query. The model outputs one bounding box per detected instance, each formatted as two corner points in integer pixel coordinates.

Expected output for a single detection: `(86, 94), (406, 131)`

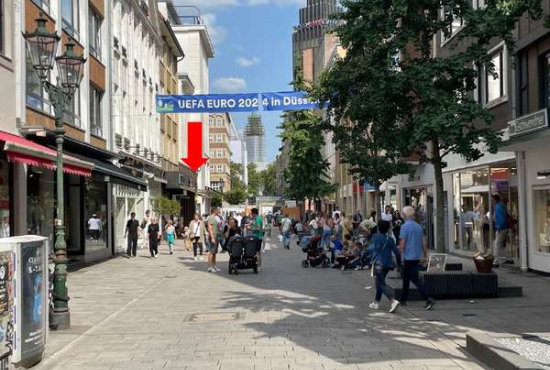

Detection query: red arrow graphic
(181, 122), (208, 172)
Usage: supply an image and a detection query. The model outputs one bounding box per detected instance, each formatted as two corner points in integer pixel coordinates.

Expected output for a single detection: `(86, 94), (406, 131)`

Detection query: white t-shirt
(88, 218), (101, 230)
(381, 213), (393, 222)
(309, 219), (318, 230)
(281, 217), (292, 233)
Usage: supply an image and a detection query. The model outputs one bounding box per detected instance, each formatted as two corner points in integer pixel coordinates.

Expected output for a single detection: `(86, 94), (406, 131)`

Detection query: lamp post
(24, 16), (86, 331)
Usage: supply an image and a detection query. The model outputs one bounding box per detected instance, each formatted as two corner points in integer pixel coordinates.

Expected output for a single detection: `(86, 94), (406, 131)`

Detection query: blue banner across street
(156, 91), (319, 114)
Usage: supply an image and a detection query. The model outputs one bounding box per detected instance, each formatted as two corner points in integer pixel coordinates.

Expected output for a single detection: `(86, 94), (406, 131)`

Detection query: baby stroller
(302, 234), (329, 268)
(228, 235), (259, 275)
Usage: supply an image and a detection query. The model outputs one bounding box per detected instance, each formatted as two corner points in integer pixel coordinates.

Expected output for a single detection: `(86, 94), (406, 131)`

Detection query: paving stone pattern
(32, 231), (517, 370)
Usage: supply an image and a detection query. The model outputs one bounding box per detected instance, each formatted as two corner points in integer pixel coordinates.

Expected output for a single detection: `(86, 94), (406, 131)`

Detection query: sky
(174, 0), (306, 163)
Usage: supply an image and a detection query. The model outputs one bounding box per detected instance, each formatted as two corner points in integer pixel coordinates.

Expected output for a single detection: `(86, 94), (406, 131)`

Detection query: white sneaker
(211, 268), (218, 273)
(354, 266), (362, 271)
(369, 302), (379, 310)
(214, 266), (221, 272)
(207, 267), (213, 273)
(150, 256), (154, 260)
(199, 256), (205, 261)
(154, 254), (158, 258)
(194, 256), (198, 261)
(389, 300), (400, 313)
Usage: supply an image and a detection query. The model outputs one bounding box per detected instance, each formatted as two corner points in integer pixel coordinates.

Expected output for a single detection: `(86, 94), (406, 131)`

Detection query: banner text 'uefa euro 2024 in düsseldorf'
(155, 91), (319, 114)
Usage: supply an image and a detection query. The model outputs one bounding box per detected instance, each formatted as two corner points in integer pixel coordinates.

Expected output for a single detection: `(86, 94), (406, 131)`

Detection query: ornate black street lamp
(24, 16), (86, 331)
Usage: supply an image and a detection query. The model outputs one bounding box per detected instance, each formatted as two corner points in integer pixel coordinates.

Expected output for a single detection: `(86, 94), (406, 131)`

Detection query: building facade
(229, 125), (248, 187)
(208, 113), (231, 192)
(170, 6), (215, 215)
(110, 0), (164, 252)
(244, 113), (266, 171)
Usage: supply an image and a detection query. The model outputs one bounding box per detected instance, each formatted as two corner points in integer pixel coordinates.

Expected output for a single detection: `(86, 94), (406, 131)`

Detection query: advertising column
(0, 244), (14, 369)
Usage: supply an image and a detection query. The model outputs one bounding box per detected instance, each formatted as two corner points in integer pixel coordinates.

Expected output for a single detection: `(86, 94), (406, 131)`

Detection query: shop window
(62, 0), (80, 38)
(0, 160), (10, 238)
(458, 168), (489, 252)
(90, 85), (103, 137)
(534, 188), (550, 254)
(89, 8), (102, 61)
(485, 48), (506, 104)
(85, 177), (108, 252)
(27, 168), (55, 246)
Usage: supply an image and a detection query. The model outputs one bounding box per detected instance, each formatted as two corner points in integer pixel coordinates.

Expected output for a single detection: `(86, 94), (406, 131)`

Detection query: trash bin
(0, 236), (49, 368)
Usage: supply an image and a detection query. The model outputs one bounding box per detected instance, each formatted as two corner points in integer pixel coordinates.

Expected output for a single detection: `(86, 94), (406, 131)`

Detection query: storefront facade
(443, 153), (520, 266)
(502, 110), (550, 273)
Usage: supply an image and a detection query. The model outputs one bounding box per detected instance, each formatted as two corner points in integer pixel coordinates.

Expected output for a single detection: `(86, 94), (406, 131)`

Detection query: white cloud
(202, 13), (228, 46)
(213, 77), (248, 93)
(235, 56), (261, 67)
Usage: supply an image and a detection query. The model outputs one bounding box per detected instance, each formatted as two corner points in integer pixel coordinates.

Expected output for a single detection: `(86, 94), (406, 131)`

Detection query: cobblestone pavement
(33, 232), (507, 370)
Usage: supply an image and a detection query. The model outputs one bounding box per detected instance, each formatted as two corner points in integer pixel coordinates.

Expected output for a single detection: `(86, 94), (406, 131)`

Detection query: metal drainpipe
(107, 0), (115, 255)
(510, 34), (529, 271)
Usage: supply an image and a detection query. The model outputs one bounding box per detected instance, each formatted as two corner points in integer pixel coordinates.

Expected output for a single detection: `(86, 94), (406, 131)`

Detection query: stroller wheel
(302, 260), (309, 268)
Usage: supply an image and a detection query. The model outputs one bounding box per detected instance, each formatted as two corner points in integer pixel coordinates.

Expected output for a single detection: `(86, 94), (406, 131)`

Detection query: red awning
(0, 131), (94, 177)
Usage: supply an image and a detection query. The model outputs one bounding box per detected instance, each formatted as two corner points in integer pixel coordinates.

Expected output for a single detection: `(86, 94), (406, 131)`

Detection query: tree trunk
(431, 139), (446, 253)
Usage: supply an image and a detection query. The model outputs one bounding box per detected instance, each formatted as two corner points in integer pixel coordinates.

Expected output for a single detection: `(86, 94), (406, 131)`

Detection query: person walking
(248, 208), (264, 270)
(189, 213), (206, 261)
(399, 206), (436, 310)
(147, 217), (161, 259)
(367, 220), (402, 313)
(492, 194), (508, 267)
(87, 214), (101, 241)
(381, 205), (393, 222)
(165, 220), (176, 255)
(124, 212), (140, 258)
(207, 207), (222, 273)
(140, 210), (151, 250)
(280, 213), (292, 249)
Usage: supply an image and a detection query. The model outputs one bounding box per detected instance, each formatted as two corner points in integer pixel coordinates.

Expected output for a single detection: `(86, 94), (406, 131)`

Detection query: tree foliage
(321, 0), (543, 250)
(261, 163), (278, 196)
(211, 193), (223, 208)
(281, 65), (337, 203)
(151, 197), (181, 218)
(247, 163), (263, 197)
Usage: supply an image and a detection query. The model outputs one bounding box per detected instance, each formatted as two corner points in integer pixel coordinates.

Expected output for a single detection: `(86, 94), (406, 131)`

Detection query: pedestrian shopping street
(32, 231), (550, 370)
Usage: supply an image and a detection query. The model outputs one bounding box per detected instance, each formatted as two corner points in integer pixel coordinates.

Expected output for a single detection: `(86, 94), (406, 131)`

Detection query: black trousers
(149, 239), (159, 257)
(401, 260), (429, 302)
(127, 236), (138, 256)
(193, 238), (203, 257)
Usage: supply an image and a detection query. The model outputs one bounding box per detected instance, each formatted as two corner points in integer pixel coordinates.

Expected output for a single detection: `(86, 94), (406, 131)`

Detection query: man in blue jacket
(492, 194), (508, 267)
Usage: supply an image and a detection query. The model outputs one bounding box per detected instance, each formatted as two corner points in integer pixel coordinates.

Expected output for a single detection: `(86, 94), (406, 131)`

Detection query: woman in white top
(189, 213), (206, 260)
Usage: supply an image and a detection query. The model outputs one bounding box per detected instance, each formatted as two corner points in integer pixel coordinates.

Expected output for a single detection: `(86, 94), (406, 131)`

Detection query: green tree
(230, 162), (245, 190)
(281, 64), (336, 206)
(211, 193), (222, 208)
(261, 163), (277, 196)
(316, 40), (413, 218)
(224, 188), (248, 205)
(324, 0), (543, 251)
(151, 197), (181, 219)
(247, 163), (263, 197)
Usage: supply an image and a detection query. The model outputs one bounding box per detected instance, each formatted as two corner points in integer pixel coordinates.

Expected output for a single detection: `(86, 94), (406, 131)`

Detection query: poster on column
(0, 248), (13, 362)
(20, 241), (46, 361)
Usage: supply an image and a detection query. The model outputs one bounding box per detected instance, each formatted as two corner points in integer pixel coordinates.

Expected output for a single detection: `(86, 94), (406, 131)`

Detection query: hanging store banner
(156, 91), (319, 114)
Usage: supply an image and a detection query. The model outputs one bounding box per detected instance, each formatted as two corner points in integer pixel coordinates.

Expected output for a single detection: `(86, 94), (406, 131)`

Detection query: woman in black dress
(147, 217), (161, 259)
